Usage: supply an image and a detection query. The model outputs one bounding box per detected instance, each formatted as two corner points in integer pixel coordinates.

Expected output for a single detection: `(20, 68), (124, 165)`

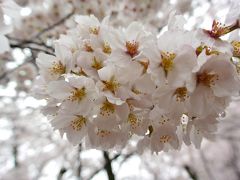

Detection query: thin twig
(57, 167), (67, 180)
(184, 165), (198, 180)
(10, 43), (54, 55)
(34, 9), (75, 39)
(7, 36), (54, 51)
(0, 57), (34, 81)
(88, 153), (120, 180)
(76, 144), (82, 179)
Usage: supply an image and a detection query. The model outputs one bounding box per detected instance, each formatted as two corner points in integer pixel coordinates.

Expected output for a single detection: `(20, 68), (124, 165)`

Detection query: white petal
(126, 21), (144, 41)
(168, 12), (186, 30)
(116, 103), (130, 121)
(98, 65), (115, 81)
(0, 35), (10, 53)
(68, 76), (95, 90)
(36, 53), (55, 69)
(1, 0), (21, 18)
(47, 80), (72, 99)
(134, 74), (156, 94)
(190, 126), (203, 149)
(168, 46), (197, 87)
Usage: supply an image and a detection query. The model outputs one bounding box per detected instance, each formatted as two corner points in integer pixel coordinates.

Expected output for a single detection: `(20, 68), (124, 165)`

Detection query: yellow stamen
(100, 100), (115, 116)
(102, 42), (112, 54)
(159, 135), (171, 143)
(158, 115), (170, 125)
(71, 68), (88, 77)
(126, 40), (139, 57)
(70, 115), (87, 131)
(197, 72), (219, 87)
(91, 57), (103, 70)
(139, 60), (149, 74)
(128, 113), (139, 129)
(160, 52), (176, 76)
(132, 87), (141, 94)
(205, 47), (219, 56)
(232, 41), (240, 57)
(97, 129), (111, 137)
(174, 87), (188, 102)
(89, 26), (100, 35)
(68, 87), (86, 102)
(102, 76), (119, 94)
(84, 42), (94, 52)
(205, 20), (240, 38)
(196, 45), (219, 56)
(49, 61), (65, 75)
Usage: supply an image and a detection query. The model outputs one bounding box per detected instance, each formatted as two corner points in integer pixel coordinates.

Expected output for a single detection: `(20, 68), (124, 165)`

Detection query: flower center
(97, 129), (111, 137)
(100, 100), (115, 116)
(232, 41), (240, 57)
(71, 68), (87, 77)
(91, 56), (103, 70)
(128, 113), (138, 129)
(84, 42), (94, 52)
(131, 87), (141, 94)
(159, 135), (171, 143)
(102, 42), (112, 54)
(70, 115), (87, 131)
(126, 40), (139, 57)
(174, 87), (188, 102)
(89, 26), (100, 35)
(196, 45), (219, 56)
(197, 72), (219, 87)
(205, 20), (239, 39)
(160, 52), (176, 76)
(207, 20), (230, 38)
(50, 61), (65, 75)
(158, 115), (170, 125)
(139, 60), (149, 74)
(69, 87), (86, 102)
(102, 76), (120, 94)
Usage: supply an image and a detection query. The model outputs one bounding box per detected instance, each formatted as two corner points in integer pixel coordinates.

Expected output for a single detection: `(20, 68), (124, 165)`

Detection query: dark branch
(88, 152), (121, 180)
(76, 144), (82, 179)
(184, 165), (198, 180)
(7, 36), (54, 51)
(13, 145), (19, 168)
(103, 151), (115, 180)
(87, 151), (134, 180)
(10, 43), (54, 55)
(57, 167), (67, 180)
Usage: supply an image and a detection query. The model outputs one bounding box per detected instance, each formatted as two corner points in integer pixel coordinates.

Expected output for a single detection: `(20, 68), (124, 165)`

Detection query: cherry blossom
(33, 14), (240, 153)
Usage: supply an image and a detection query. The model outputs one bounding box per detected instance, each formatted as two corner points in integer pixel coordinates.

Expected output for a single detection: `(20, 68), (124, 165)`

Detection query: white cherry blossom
(33, 14), (240, 152)
(36, 44), (72, 81)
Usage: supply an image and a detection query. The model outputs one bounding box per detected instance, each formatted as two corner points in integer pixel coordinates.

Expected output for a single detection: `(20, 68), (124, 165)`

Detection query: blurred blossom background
(1, 0), (240, 179)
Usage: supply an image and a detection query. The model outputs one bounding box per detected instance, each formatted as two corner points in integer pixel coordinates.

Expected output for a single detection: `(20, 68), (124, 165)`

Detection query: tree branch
(76, 144), (82, 179)
(33, 9), (75, 39)
(0, 57), (34, 81)
(10, 43), (54, 55)
(103, 151), (115, 180)
(7, 36), (54, 51)
(57, 167), (67, 180)
(184, 165), (198, 180)
(88, 152), (120, 180)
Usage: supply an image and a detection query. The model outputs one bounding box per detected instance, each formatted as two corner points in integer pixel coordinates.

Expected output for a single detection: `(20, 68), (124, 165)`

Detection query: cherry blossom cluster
(33, 14), (240, 152)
